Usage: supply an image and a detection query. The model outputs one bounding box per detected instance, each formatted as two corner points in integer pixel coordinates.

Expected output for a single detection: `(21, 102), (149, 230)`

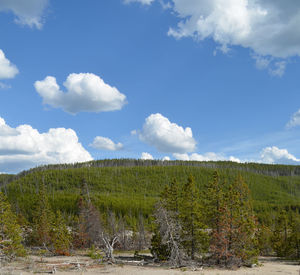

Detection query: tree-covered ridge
(2, 164), (300, 227)
(4, 159), (300, 181)
(0, 163), (299, 263)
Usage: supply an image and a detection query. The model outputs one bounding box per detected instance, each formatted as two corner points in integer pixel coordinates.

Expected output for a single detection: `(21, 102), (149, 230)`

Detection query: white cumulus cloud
(0, 117), (92, 173)
(173, 152), (240, 162)
(90, 136), (123, 151)
(141, 152), (154, 160)
(0, 0), (49, 29)
(133, 0), (300, 75)
(168, 0), (300, 57)
(260, 146), (300, 164)
(0, 50), (18, 79)
(139, 113), (196, 154)
(34, 73), (127, 114)
(286, 109), (300, 129)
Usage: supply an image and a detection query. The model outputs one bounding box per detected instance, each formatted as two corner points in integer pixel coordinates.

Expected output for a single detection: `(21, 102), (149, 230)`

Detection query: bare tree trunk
(102, 233), (118, 262)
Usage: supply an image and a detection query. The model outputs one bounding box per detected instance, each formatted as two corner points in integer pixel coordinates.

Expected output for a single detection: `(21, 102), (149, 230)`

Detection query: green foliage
(150, 229), (170, 261)
(88, 245), (103, 260)
(1, 159), (300, 260)
(0, 192), (26, 259)
(179, 175), (209, 259)
(3, 162), (300, 228)
(31, 183), (54, 247)
(51, 211), (72, 255)
(271, 210), (300, 259)
(209, 174), (258, 266)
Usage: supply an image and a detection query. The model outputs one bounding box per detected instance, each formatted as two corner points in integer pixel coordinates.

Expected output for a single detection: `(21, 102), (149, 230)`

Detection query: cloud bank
(139, 113), (196, 153)
(0, 117), (92, 173)
(173, 152), (240, 163)
(34, 73), (127, 114)
(260, 146), (300, 165)
(130, 0), (300, 74)
(0, 0), (49, 29)
(90, 136), (123, 151)
(168, 0), (300, 58)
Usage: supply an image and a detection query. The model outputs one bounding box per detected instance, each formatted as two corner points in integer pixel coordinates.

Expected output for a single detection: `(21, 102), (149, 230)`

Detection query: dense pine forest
(0, 159), (300, 266)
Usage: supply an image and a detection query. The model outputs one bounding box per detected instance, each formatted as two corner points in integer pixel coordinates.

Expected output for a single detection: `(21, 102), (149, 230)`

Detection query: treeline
(2, 165), (300, 225)
(5, 159), (300, 182)
(0, 181), (151, 261)
(1, 172), (299, 266)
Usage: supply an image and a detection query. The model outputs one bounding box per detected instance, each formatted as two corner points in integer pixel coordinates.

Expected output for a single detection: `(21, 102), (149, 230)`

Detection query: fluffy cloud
(0, 117), (92, 173)
(0, 0), (48, 29)
(124, 0), (155, 5)
(34, 73), (127, 114)
(132, 0), (300, 74)
(90, 136), (123, 151)
(168, 0), (300, 57)
(0, 50), (18, 79)
(139, 113), (196, 154)
(286, 109), (300, 128)
(162, 156), (170, 161)
(173, 152), (240, 162)
(141, 152), (154, 160)
(260, 146), (300, 164)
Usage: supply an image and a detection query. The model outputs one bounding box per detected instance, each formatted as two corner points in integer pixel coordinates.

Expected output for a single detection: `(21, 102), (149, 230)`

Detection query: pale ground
(0, 256), (299, 275)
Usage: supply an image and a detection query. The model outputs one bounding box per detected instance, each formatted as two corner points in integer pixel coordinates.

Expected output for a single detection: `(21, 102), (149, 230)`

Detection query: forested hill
(7, 159), (300, 180)
(1, 159), (300, 228)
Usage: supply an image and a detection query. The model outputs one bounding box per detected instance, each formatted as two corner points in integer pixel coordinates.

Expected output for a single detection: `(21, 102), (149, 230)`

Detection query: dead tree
(102, 233), (118, 262)
(154, 202), (183, 267)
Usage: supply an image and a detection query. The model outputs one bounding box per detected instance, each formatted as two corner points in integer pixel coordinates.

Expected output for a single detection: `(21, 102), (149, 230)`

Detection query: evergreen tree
(32, 183), (54, 248)
(0, 192), (26, 259)
(288, 212), (300, 259)
(210, 174), (258, 266)
(150, 228), (170, 261)
(203, 171), (224, 229)
(51, 211), (72, 255)
(179, 175), (208, 260)
(271, 210), (289, 257)
(272, 210), (300, 259)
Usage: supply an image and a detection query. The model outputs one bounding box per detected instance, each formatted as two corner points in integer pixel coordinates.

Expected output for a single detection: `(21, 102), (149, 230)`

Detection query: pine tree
(179, 175), (208, 260)
(288, 212), (300, 259)
(210, 174), (258, 266)
(150, 228), (170, 261)
(271, 210), (289, 257)
(51, 211), (72, 255)
(0, 192), (26, 259)
(203, 171), (225, 229)
(272, 210), (300, 259)
(32, 183), (54, 248)
(227, 174), (258, 264)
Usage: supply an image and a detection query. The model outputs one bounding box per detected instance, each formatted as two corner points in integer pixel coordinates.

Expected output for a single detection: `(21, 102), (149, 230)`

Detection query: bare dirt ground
(0, 255), (299, 275)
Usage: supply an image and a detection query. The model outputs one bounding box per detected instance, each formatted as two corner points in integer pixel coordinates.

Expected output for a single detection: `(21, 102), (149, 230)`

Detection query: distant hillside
(1, 159), (300, 227)
(4, 159), (300, 179)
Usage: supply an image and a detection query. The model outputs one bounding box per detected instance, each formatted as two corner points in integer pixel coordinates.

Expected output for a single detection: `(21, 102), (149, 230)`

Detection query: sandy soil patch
(0, 256), (299, 275)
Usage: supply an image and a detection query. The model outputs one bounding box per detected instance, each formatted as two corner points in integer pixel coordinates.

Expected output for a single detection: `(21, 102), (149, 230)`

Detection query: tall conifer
(179, 175), (208, 260)
(0, 192), (26, 259)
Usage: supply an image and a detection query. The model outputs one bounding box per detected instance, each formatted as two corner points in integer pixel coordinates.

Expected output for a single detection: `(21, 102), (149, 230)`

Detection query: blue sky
(1, 0), (300, 173)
